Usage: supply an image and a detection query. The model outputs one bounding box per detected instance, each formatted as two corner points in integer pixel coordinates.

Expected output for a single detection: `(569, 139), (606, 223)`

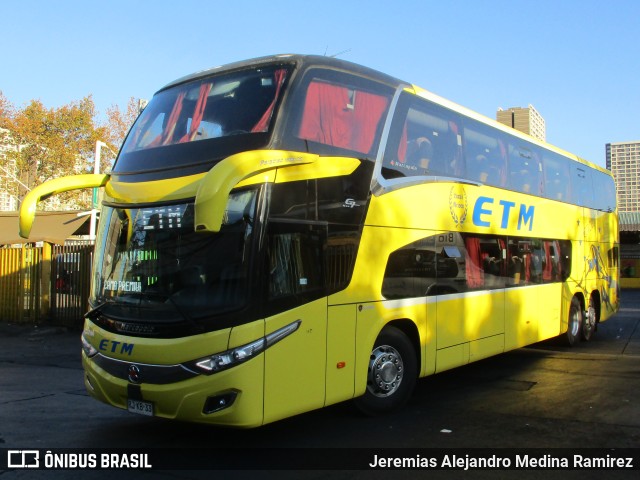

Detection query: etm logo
(472, 196), (535, 231)
(98, 339), (135, 355)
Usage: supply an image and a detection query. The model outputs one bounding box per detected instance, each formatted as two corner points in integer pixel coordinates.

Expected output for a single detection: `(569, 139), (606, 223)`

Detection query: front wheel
(354, 326), (417, 416)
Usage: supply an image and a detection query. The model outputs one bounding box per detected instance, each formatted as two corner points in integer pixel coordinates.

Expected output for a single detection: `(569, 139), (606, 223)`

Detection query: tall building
(606, 141), (640, 212)
(496, 105), (546, 142)
(0, 128), (19, 211)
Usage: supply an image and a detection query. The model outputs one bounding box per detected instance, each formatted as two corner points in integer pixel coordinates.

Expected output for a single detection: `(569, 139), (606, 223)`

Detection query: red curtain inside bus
(180, 83), (213, 142)
(298, 81), (389, 154)
(252, 69), (286, 132)
(464, 236), (484, 288)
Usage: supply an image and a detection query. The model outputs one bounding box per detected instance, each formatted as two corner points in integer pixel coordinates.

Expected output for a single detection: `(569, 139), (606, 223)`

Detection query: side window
(480, 237), (507, 288)
(542, 240), (562, 283)
(592, 170), (616, 212)
(269, 164), (371, 226)
(528, 239), (547, 283)
(506, 238), (571, 285)
(468, 235), (506, 289)
(381, 233), (465, 299)
(296, 72), (392, 158)
(508, 145), (543, 195)
(382, 235), (439, 299)
(543, 153), (571, 202)
(267, 221), (326, 302)
(269, 172), (371, 299)
(559, 240), (572, 280)
(571, 164), (595, 207)
(463, 120), (508, 187)
(382, 94), (463, 179)
(435, 232), (467, 294)
(382, 233), (572, 300)
(507, 238), (530, 285)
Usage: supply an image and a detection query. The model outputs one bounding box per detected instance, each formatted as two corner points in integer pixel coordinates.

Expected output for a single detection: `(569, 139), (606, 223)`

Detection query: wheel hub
(584, 305), (596, 336)
(367, 345), (403, 398)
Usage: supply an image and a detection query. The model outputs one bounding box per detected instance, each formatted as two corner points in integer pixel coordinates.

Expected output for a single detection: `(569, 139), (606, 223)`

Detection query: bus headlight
(196, 337), (266, 373)
(81, 334), (98, 357)
(189, 320), (301, 375)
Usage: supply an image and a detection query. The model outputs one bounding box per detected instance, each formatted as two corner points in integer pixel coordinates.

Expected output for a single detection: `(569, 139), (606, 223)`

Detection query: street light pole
(89, 141), (108, 240)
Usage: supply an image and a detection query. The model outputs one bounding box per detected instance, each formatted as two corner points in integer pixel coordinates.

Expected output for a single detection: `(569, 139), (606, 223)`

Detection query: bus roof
(159, 54), (406, 93)
(158, 54), (608, 176)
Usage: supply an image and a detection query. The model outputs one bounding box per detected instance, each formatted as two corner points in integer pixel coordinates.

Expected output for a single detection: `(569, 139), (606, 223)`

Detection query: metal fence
(0, 241), (93, 327)
(0, 245), (42, 323)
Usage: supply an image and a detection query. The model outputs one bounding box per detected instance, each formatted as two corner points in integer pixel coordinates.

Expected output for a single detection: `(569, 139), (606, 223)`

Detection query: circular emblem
(449, 185), (468, 228)
(128, 364), (141, 383)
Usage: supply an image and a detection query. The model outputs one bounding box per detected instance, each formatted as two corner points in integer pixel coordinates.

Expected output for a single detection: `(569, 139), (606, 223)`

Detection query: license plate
(127, 399), (154, 417)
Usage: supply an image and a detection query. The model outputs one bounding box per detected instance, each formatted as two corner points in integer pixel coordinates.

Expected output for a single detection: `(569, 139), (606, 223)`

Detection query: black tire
(354, 326), (417, 416)
(581, 295), (597, 341)
(564, 297), (582, 346)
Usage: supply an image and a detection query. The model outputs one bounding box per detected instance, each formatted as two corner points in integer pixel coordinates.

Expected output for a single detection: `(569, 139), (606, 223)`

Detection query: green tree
(102, 96), (140, 171)
(0, 93), (139, 210)
(0, 91), (13, 127)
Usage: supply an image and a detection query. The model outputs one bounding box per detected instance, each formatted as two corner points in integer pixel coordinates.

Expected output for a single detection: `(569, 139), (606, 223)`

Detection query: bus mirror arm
(18, 173), (110, 239)
(194, 150), (319, 233)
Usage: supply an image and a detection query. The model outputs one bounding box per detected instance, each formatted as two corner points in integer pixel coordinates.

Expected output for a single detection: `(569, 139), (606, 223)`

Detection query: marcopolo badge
(449, 185), (468, 228)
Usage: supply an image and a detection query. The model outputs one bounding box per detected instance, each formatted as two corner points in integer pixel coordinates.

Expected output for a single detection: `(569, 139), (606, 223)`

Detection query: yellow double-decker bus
(19, 54), (619, 427)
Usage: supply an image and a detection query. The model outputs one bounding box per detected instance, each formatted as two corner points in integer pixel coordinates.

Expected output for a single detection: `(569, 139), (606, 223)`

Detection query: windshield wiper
(84, 299), (114, 320)
(119, 292), (203, 333)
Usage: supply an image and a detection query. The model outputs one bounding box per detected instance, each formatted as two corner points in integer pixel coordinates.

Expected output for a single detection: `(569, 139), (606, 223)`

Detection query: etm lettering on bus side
(472, 196), (535, 231)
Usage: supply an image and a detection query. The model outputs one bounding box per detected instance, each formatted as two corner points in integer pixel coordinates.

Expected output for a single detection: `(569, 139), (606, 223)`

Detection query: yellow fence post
(20, 244), (28, 323)
(40, 242), (52, 320)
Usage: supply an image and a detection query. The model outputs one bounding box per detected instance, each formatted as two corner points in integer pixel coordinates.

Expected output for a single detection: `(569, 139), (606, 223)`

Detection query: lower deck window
(382, 232), (572, 299)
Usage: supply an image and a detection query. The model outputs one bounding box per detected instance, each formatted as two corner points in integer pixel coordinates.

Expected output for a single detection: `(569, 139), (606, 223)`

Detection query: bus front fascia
(18, 174), (110, 239)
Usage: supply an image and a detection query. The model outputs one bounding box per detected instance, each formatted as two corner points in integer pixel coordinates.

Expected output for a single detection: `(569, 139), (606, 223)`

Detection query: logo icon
(449, 185), (468, 228)
(8, 450), (40, 468)
(128, 364), (141, 383)
(343, 198), (358, 208)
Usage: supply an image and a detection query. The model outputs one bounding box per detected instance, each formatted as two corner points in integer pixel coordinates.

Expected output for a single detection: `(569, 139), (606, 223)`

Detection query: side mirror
(194, 150), (361, 233)
(19, 173), (110, 239)
(194, 150), (317, 233)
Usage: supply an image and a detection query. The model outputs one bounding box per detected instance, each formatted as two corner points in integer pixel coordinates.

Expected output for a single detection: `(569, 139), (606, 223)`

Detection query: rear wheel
(581, 295), (597, 341)
(354, 326), (417, 416)
(564, 297), (582, 346)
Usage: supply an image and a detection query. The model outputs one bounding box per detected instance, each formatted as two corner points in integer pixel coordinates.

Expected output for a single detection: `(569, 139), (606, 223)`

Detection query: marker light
(191, 320), (301, 375)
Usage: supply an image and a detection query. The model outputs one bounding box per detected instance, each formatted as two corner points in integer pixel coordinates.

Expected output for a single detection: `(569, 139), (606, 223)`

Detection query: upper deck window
(382, 93), (466, 180)
(286, 69), (393, 160)
(379, 92), (615, 212)
(298, 80), (390, 155)
(123, 67), (287, 153)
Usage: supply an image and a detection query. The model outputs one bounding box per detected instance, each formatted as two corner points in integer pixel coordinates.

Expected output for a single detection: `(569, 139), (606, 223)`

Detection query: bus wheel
(565, 297), (582, 346)
(582, 296), (597, 341)
(354, 326), (417, 416)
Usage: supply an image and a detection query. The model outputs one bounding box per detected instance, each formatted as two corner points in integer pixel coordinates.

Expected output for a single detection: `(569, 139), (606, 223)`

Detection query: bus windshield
(115, 65), (289, 174)
(90, 190), (258, 327)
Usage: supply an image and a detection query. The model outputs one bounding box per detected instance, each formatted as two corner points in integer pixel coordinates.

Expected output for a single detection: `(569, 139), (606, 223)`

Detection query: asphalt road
(1, 290), (639, 479)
